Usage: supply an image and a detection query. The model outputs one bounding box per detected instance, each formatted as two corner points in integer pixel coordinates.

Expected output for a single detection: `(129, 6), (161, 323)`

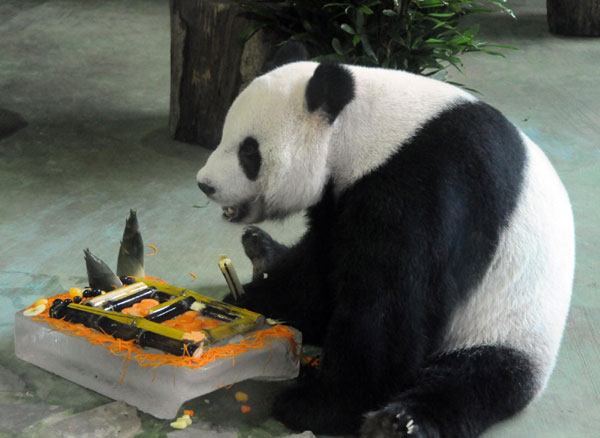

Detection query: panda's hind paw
(242, 226), (287, 280)
(361, 406), (424, 438)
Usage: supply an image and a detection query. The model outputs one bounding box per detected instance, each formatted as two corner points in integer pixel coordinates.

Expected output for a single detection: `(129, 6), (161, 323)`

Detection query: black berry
(120, 276), (136, 285)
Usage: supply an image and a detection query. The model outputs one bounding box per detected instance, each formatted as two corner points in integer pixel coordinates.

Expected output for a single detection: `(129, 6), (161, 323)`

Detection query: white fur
(198, 62), (575, 389)
(197, 63), (333, 221)
(327, 65), (475, 194)
(197, 62), (475, 217)
(441, 133), (575, 394)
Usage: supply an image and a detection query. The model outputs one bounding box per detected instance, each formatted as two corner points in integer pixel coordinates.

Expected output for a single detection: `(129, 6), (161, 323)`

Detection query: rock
(0, 400), (63, 434)
(47, 401), (141, 438)
(167, 419), (237, 438)
(276, 432), (316, 438)
(0, 364), (27, 394)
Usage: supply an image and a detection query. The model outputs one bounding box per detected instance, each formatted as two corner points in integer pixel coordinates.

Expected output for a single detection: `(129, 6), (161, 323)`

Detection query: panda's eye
(239, 137), (259, 156)
(238, 137), (261, 180)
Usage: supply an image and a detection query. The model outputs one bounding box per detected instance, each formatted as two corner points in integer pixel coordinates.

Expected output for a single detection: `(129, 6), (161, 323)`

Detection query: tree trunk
(547, 0), (600, 36)
(169, 0), (276, 149)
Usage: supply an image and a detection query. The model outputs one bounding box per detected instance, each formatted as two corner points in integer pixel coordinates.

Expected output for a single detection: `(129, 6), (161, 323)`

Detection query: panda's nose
(197, 182), (216, 196)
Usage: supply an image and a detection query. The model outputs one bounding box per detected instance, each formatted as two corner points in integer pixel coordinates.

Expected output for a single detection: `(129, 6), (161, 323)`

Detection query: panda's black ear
(305, 62), (355, 124)
(264, 42), (309, 72)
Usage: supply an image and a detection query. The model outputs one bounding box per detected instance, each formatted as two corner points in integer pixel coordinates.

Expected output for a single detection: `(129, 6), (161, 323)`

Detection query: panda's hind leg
(361, 345), (538, 438)
(242, 226), (290, 280)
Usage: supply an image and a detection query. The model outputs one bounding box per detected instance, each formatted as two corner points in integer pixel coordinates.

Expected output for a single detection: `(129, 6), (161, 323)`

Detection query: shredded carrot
(263, 342), (275, 373)
(162, 312), (224, 331)
(303, 355), (321, 367)
(122, 298), (160, 317)
(189, 272), (197, 280)
(29, 292), (299, 385)
(147, 244), (158, 256)
(235, 391), (248, 403)
(182, 331), (206, 343)
(143, 276), (168, 284)
(240, 405), (251, 414)
(183, 410), (194, 416)
(120, 350), (132, 386)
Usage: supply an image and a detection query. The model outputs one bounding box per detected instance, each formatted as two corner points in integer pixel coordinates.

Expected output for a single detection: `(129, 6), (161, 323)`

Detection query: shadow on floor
(0, 108), (27, 141)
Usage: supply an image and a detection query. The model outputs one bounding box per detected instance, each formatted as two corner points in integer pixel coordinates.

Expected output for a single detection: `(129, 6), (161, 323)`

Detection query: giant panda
(195, 51), (575, 437)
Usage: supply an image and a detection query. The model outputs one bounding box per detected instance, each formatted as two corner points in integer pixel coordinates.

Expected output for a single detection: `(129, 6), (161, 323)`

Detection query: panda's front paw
(222, 292), (242, 305)
(361, 406), (424, 438)
(272, 382), (362, 435)
(242, 226), (287, 280)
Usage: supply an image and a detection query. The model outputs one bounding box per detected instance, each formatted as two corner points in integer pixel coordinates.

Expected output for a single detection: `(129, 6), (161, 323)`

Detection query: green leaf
(361, 34), (378, 62)
(323, 2), (352, 8)
(412, 35), (424, 49)
(356, 10), (364, 31)
(341, 23), (356, 34)
(447, 81), (481, 94)
(358, 5), (374, 15)
(237, 0), (518, 85)
(449, 36), (471, 45)
(487, 1), (516, 18)
(239, 22), (267, 43)
(481, 49), (506, 57)
(484, 43), (518, 50)
(464, 24), (480, 38)
(313, 53), (347, 63)
(391, 35), (407, 47)
(290, 33), (321, 44)
(332, 37), (344, 55)
(416, 0), (448, 8)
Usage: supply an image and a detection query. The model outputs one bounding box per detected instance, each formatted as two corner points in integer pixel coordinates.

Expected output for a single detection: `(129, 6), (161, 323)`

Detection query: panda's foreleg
(224, 227), (334, 345)
(270, 263), (433, 436)
(360, 345), (538, 438)
(241, 225), (290, 280)
(272, 300), (396, 434)
(270, 213), (439, 434)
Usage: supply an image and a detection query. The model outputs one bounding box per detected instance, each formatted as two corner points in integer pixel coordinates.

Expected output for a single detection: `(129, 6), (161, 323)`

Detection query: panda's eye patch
(238, 136), (261, 181)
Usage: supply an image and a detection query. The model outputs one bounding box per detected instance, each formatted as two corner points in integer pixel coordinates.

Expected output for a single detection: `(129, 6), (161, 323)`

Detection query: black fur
(305, 63), (355, 123)
(242, 225), (290, 280)
(228, 100), (531, 436)
(238, 136), (261, 181)
(0, 108), (27, 140)
(268, 41), (310, 71)
(360, 346), (536, 438)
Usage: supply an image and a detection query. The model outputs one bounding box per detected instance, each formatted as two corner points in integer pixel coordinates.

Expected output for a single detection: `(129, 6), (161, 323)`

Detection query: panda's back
(330, 66), (574, 394)
(441, 132), (574, 394)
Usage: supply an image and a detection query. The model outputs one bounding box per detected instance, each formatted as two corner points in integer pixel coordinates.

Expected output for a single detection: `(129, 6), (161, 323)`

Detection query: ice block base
(14, 311), (301, 419)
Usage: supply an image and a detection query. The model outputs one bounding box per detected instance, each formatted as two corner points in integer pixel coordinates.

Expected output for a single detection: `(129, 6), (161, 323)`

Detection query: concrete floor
(0, 0), (598, 437)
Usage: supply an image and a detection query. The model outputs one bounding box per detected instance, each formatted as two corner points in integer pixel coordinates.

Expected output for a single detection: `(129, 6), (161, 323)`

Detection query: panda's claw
(361, 406), (423, 438)
(241, 226), (288, 280)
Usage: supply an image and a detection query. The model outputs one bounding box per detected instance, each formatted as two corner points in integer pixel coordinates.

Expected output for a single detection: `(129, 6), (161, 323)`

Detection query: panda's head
(196, 61), (355, 223)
